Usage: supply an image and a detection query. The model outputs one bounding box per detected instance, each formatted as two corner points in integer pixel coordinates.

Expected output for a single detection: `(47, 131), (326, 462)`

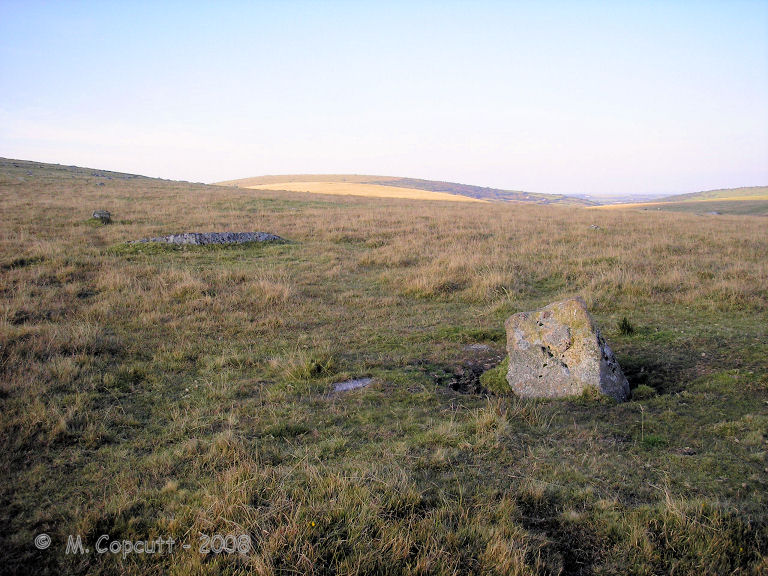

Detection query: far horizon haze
(1, 1), (767, 197)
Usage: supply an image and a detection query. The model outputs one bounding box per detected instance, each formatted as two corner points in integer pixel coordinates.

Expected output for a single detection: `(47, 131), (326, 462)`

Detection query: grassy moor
(593, 186), (768, 216)
(217, 175), (596, 206)
(1, 157), (767, 574)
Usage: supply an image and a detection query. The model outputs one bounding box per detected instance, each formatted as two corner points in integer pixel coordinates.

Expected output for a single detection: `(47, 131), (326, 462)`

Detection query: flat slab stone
(333, 378), (373, 392)
(133, 232), (283, 245)
(504, 297), (630, 401)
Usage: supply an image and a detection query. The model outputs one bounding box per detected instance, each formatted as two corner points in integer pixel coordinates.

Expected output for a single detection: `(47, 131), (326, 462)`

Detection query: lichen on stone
(504, 297), (630, 401)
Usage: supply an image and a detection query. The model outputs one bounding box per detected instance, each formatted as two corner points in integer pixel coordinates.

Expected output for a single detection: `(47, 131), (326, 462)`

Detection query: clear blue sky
(1, 1), (767, 196)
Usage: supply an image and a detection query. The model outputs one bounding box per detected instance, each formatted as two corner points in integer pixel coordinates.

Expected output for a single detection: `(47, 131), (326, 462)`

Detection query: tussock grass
(1, 158), (767, 574)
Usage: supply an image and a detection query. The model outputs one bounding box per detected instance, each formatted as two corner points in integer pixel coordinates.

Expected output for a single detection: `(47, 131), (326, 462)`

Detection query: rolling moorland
(1, 157), (767, 575)
(218, 175), (768, 215)
(216, 174), (597, 206)
(592, 186), (768, 216)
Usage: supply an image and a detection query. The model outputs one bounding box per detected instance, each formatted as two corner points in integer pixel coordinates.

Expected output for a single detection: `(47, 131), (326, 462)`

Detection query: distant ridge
(657, 186), (768, 203)
(593, 185), (768, 216)
(216, 174), (598, 206)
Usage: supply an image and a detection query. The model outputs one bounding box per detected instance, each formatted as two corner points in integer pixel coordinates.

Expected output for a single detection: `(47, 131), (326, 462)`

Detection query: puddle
(464, 343), (492, 353)
(333, 377), (373, 392)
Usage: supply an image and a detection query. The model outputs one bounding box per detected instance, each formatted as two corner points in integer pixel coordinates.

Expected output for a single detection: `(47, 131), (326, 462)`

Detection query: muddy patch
(620, 355), (682, 395)
(434, 344), (506, 394)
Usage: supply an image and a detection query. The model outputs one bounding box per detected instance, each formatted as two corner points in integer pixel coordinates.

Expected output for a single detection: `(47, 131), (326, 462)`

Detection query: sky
(1, 1), (767, 197)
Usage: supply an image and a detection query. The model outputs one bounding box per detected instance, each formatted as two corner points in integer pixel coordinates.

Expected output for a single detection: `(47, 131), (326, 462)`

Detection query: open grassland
(239, 181), (486, 203)
(1, 158), (767, 575)
(658, 186), (768, 202)
(595, 186), (768, 216)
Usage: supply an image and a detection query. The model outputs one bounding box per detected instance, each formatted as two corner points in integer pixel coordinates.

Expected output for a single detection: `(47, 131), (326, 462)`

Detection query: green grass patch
(641, 433), (669, 449)
(632, 384), (657, 400)
(84, 217), (109, 227)
(618, 316), (635, 335)
(433, 325), (506, 343)
(479, 358), (511, 394)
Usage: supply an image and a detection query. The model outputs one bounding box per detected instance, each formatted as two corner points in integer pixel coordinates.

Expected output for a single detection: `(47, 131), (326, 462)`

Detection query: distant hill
(0, 157), (152, 186)
(216, 174), (598, 206)
(657, 186), (768, 203)
(594, 186), (768, 216)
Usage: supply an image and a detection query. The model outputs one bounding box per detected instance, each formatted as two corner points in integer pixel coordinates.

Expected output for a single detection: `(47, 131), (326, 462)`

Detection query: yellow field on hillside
(218, 174), (399, 186)
(244, 181), (487, 202)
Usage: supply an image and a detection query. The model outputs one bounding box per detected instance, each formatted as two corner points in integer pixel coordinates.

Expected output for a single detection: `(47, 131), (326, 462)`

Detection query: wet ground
(434, 344), (506, 394)
(332, 377), (374, 392)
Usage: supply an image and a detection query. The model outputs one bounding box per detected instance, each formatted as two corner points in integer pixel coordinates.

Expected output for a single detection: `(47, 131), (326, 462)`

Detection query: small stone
(92, 209), (111, 224)
(504, 297), (630, 401)
(333, 377), (373, 392)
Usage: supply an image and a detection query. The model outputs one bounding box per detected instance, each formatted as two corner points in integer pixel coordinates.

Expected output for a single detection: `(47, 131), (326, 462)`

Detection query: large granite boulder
(504, 297), (630, 401)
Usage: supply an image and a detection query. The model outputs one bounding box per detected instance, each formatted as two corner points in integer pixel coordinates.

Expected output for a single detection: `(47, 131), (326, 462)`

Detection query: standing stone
(92, 210), (111, 224)
(504, 297), (630, 401)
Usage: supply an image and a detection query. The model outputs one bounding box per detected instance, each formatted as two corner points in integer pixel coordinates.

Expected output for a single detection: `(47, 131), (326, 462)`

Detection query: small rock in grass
(92, 210), (111, 224)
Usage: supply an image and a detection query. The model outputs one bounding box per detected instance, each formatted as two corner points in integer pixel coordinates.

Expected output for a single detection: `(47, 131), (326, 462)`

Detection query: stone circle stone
(504, 297), (630, 401)
(92, 210), (111, 224)
(132, 232), (283, 245)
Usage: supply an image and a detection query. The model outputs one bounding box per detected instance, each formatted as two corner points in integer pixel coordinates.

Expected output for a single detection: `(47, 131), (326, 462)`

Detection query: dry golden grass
(1, 158), (767, 575)
(241, 180), (486, 202)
